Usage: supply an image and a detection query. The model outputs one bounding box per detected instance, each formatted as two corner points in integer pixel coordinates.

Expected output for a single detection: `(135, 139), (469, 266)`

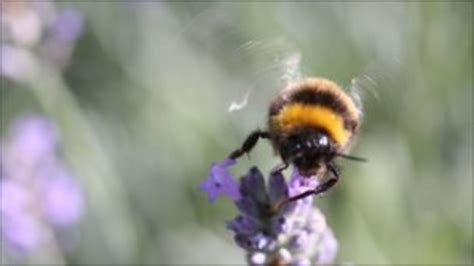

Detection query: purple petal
(0, 180), (29, 217)
(255, 235), (270, 249)
(305, 208), (327, 233)
(8, 116), (58, 167)
(268, 170), (288, 205)
(42, 173), (83, 226)
(219, 158), (236, 168)
(314, 229), (338, 264)
(235, 197), (260, 218)
(234, 233), (252, 249)
(49, 8), (84, 43)
(199, 177), (219, 202)
(288, 230), (309, 250)
(270, 215), (289, 234)
(2, 213), (42, 252)
(240, 167), (268, 204)
(292, 258), (311, 266)
(226, 215), (259, 235)
(234, 232), (268, 250)
(199, 159), (241, 202)
(288, 169), (319, 198)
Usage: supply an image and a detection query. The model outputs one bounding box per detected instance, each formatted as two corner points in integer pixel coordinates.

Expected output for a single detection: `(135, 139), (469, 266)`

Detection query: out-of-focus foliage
(1, 2), (472, 265)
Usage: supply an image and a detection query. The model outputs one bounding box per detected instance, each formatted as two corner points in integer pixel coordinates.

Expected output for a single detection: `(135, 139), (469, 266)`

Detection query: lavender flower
(0, 115), (84, 254)
(0, 180), (42, 251)
(201, 160), (338, 265)
(199, 159), (241, 202)
(41, 168), (84, 226)
(0, 2), (84, 82)
(48, 8), (84, 44)
(41, 8), (84, 67)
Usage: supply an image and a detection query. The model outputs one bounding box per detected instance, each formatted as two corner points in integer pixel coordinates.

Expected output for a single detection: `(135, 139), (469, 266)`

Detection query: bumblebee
(229, 78), (365, 202)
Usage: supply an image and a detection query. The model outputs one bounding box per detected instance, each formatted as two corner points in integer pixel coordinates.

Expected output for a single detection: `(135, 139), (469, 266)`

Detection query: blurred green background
(1, 1), (472, 265)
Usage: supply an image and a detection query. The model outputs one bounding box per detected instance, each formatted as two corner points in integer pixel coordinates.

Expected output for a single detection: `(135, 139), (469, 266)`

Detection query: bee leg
(228, 130), (270, 160)
(313, 163), (340, 195)
(286, 163), (340, 203)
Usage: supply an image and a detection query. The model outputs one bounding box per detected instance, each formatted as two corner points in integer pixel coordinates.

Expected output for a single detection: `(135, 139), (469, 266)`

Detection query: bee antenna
(336, 153), (368, 162)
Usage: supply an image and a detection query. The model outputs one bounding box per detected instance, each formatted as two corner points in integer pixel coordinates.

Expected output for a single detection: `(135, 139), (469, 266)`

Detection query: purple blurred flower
(2, 213), (42, 252)
(0, 2), (84, 81)
(42, 171), (84, 226)
(8, 115), (58, 165)
(0, 180), (29, 218)
(49, 8), (84, 44)
(201, 164), (338, 265)
(199, 159), (241, 202)
(42, 8), (84, 67)
(0, 115), (83, 254)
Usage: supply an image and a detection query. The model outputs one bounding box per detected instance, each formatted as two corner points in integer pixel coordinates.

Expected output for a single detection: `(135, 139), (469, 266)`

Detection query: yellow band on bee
(271, 103), (350, 146)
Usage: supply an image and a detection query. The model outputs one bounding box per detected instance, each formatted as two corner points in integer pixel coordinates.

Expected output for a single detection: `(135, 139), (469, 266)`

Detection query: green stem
(25, 62), (138, 263)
